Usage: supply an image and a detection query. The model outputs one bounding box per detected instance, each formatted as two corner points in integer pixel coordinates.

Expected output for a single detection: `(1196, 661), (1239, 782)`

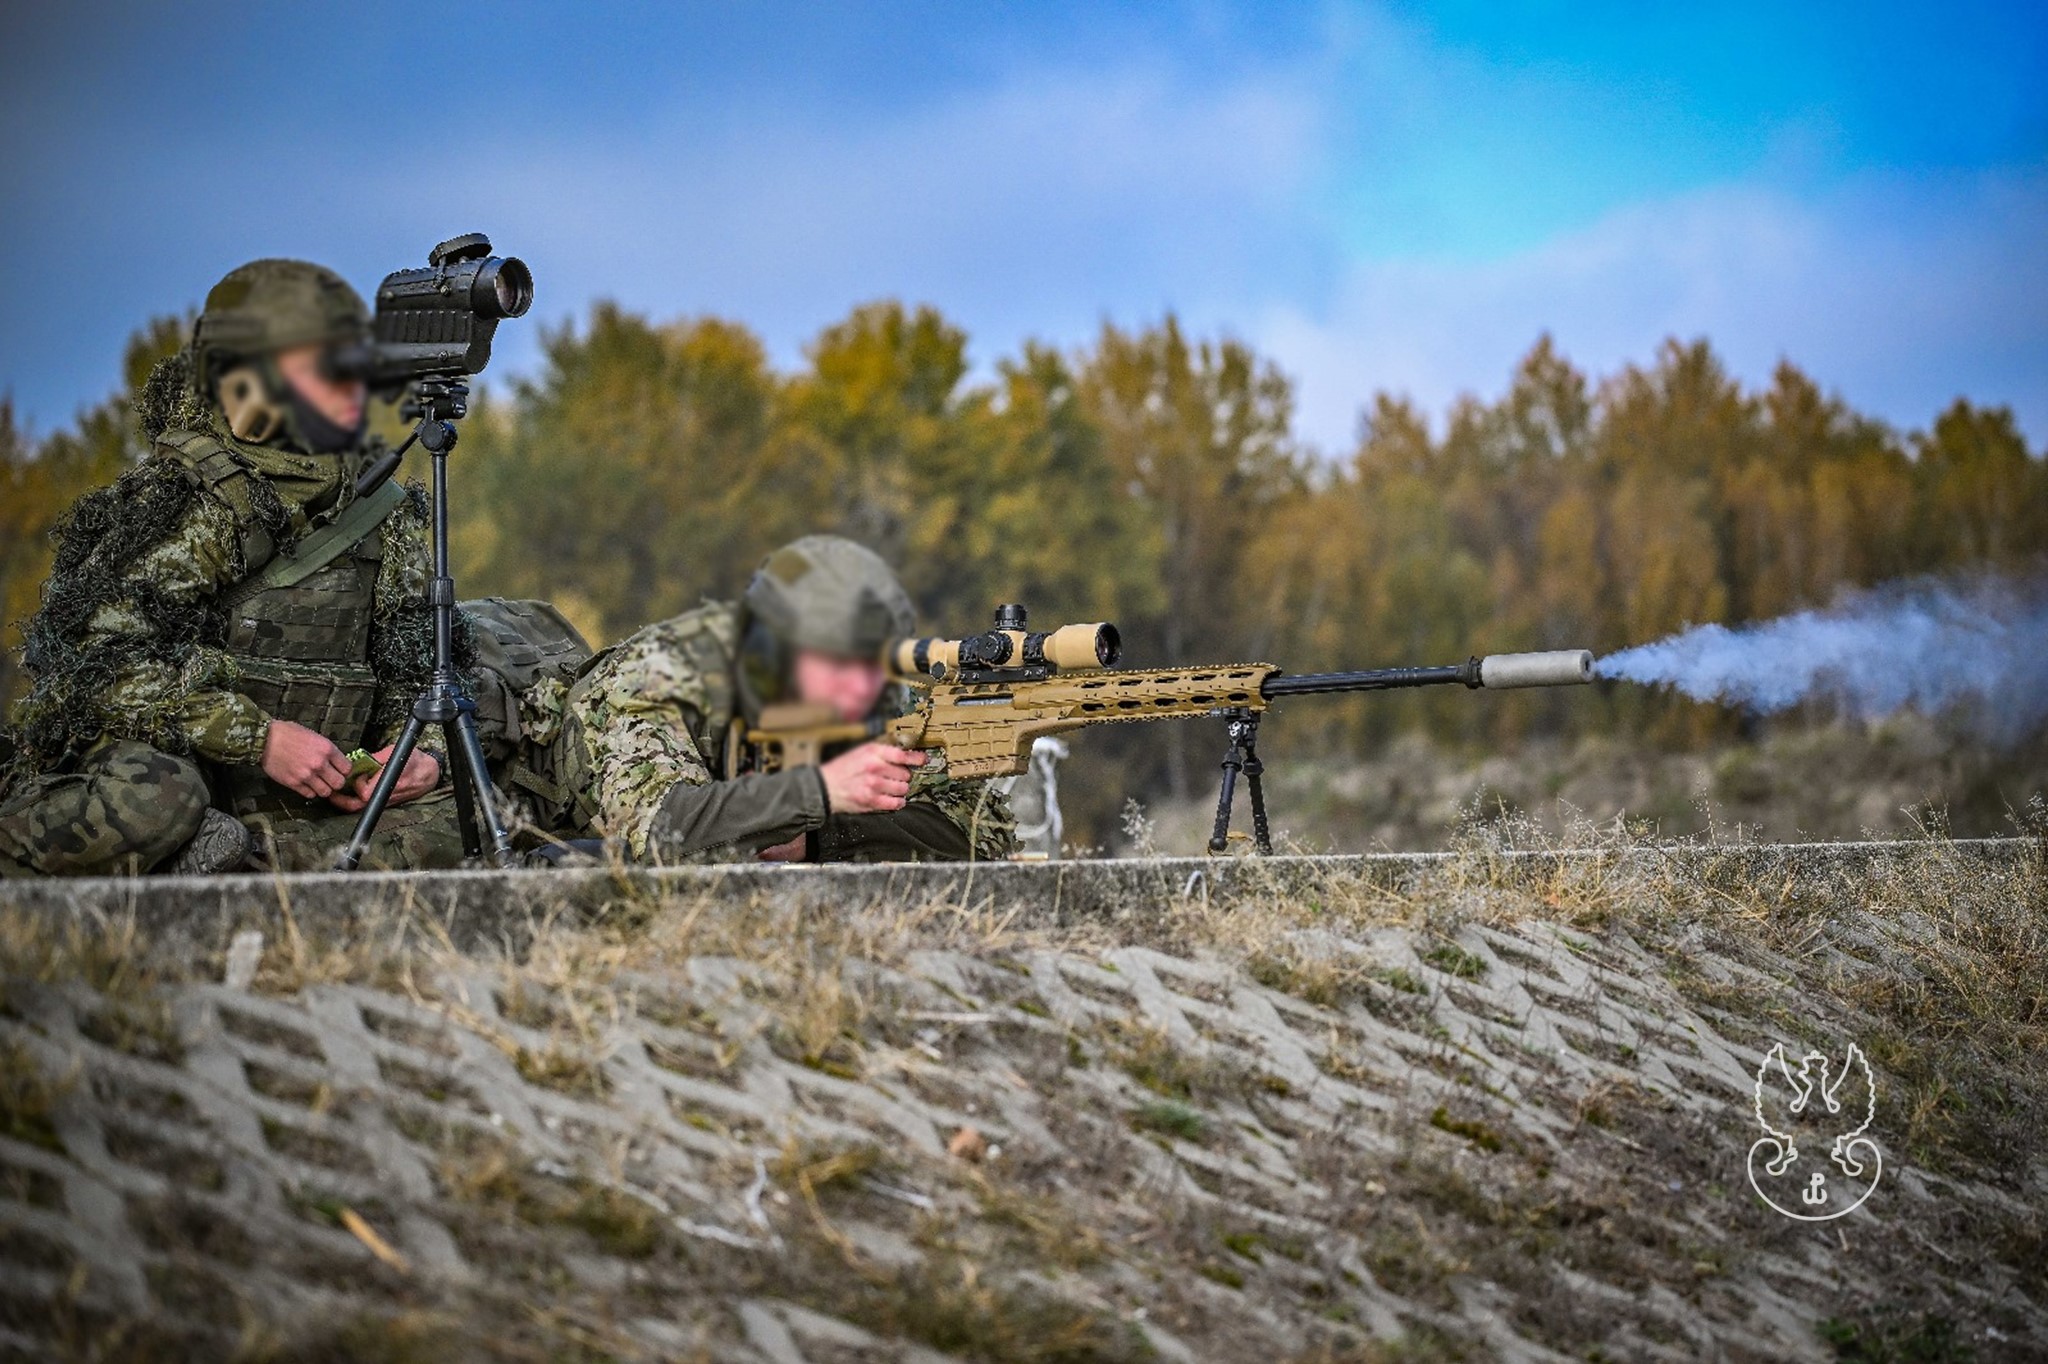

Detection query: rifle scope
(890, 604), (1121, 679)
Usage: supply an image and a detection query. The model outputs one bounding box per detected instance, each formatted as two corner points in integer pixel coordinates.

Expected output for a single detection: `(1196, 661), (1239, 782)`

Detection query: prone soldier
(513, 536), (1014, 863)
(0, 259), (489, 876)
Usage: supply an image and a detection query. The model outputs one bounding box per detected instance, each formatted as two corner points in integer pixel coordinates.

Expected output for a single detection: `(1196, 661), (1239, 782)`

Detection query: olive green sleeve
(87, 494), (272, 765)
(648, 767), (829, 859)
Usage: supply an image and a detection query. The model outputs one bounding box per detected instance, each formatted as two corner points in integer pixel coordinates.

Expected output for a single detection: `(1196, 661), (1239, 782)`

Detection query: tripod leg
(441, 722), (482, 859)
(448, 709), (517, 869)
(335, 717), (426, 871)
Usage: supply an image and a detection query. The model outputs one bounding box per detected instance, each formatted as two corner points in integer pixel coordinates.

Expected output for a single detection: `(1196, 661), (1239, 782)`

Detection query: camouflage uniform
(523, 539), (1013, 863)
(0, 260), (477, 876)
(0, 741), (210, 877)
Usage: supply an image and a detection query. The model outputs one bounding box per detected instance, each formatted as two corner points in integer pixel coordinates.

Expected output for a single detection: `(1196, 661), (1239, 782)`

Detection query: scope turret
(888, 604), (1122, 681)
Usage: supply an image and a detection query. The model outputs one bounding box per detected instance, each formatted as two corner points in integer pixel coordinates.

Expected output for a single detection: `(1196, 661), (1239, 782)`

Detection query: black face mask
(283, 380), (365, 454)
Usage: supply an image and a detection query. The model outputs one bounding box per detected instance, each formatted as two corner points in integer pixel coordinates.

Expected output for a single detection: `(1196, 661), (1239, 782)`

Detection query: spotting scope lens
(476, 256), (533, 318)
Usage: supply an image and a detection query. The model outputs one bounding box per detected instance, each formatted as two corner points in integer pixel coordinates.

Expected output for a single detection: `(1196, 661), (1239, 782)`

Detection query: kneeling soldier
(0, 259), (483, 876)
(519, 536), (1012, 863)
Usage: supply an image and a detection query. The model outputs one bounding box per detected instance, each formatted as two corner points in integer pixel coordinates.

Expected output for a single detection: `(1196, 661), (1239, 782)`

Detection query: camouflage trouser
(243, 789), (476, 872)
(0, 739), (211, 877)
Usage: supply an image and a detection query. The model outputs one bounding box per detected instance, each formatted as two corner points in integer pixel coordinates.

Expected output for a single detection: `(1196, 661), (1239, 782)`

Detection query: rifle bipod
(335, 380), (516, 871)
(1207, 707), (1273, 855)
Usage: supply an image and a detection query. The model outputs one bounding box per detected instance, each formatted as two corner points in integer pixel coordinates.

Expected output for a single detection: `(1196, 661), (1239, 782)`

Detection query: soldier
(518, 536), (1013, 863)
(0, 259), (481, 876)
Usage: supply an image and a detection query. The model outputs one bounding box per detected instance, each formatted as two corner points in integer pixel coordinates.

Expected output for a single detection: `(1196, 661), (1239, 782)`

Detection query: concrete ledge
(1, 837), (2035, 963)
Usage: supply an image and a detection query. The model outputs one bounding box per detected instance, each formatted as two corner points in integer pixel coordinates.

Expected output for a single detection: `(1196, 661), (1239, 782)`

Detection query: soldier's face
(792, 650), (889, 723)
(276, 344), (367, 433)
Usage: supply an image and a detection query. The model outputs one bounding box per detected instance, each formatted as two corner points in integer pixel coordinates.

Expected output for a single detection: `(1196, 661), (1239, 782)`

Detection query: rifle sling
(220, 478), (409, 608)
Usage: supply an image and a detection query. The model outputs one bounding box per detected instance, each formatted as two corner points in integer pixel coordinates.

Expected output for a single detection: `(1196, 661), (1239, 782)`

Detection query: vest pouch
(221, 551), (381, 665)
(230, 659), (382, 749)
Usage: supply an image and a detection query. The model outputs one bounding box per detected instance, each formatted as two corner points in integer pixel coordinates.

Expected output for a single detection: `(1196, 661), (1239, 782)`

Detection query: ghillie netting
(135, 350), (208, 443)
(10, 458), (262, 768)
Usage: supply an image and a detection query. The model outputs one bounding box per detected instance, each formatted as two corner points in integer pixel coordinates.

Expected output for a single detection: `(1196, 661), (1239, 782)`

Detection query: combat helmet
(743, 536), (916, 660)
(188, 259), (370, 445)
(194, 259), (369, 379)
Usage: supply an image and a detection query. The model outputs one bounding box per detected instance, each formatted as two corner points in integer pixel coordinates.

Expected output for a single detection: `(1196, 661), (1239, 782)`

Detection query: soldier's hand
(820, 743), (925, 814)
(757, 834), (808, 862)
(328, 745), (441, 812)
(261, 721), (354, 800)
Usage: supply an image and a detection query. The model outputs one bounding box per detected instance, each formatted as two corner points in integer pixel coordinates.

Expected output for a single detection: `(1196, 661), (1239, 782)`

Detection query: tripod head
(353, 378), (471, 494)
(402, 379), (468, 458)
(402, 378), (469, 424)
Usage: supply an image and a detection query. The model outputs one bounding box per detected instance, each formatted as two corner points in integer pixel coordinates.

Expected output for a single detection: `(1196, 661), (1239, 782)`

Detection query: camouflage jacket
(10, 418), (440, 772)
(553, 600), (1014, 862)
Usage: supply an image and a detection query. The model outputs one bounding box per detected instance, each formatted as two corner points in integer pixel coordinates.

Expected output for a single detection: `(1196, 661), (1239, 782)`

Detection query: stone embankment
(2, 837), (2042, 1361)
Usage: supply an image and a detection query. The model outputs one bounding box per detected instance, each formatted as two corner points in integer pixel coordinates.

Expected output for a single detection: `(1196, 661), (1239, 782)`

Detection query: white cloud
(1256, 167), (2048, 454)
(401, 61), (1325, 375)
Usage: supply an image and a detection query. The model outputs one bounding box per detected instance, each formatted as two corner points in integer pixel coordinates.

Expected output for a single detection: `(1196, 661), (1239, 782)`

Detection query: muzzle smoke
(1595, 575), (2048, 743)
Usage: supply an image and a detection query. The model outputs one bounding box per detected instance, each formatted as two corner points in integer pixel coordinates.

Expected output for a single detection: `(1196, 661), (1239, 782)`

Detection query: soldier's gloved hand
(820, 743), (925, 814)
(261, 721), (354, 801)
(328, 745), (442, 812)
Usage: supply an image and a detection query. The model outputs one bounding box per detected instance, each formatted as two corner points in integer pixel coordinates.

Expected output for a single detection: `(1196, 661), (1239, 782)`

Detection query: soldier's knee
(18, 740), (212, 875)
(121, 747), (212, 868)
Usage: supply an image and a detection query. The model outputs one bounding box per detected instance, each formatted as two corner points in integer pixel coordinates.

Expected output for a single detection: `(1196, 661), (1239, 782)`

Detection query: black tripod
(335, 379), (516, 870)
(1207, 707), (1273, 855)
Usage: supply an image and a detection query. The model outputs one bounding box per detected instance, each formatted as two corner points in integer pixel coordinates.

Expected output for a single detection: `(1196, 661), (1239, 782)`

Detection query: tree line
(5, 302), (2042, 832)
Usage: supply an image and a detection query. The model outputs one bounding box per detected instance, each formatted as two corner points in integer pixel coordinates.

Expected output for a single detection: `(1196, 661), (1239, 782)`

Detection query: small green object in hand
(346, 749), (383, 779)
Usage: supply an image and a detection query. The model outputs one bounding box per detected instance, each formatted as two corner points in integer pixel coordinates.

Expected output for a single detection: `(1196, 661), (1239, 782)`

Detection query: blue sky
(2, 1), (2043, 454)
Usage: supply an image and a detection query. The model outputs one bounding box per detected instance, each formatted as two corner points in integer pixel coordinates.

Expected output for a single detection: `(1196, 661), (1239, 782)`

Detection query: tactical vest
(159, 429), (395, 815)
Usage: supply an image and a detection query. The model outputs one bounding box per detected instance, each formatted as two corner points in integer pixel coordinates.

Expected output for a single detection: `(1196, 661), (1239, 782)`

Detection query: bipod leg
(335, 716), (426, 871)
(1240, 720), (1272, 855)
(1207, 708), (1253, 854)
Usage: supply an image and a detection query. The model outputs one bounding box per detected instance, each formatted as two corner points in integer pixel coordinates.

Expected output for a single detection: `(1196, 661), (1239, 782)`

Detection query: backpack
(461, 597), (595, 758)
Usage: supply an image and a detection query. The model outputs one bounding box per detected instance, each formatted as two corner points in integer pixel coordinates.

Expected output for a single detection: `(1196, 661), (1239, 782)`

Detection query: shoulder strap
(155, 428), (287, 569)
(219, 478), (410, 607)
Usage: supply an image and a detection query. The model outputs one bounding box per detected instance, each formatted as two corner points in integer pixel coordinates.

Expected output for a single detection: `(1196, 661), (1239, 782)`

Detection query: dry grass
(0, 1035), (71, 1152)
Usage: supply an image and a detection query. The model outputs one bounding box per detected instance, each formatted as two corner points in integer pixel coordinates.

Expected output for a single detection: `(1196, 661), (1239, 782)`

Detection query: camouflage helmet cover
(743, 535), (916, 658)
(193, 259), (369, 370)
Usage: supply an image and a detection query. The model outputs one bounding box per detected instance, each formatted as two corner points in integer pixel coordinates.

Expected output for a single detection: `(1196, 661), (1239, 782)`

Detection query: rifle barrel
(1261, 662), (1477, 697)
(1262, 649), (1593, 698)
